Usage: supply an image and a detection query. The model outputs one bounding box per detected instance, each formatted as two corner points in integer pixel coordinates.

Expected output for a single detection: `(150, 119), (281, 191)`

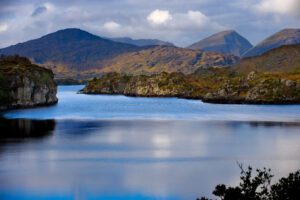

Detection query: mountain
(109, 37), (174, 47)
(235, 44), (300, 73)
(96, 46), (238, 75)
(188, 30), (253, 57)
(243, 28), (300, 57)
(0, 28), (141, 71)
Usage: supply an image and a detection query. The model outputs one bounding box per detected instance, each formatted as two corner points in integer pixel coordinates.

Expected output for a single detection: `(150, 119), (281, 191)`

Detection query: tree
(198, 164), (300, 200)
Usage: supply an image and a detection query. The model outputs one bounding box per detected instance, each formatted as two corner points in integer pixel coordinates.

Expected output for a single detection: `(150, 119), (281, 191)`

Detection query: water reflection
(0, 119), (299, 200)
(0, 118), (55, 141)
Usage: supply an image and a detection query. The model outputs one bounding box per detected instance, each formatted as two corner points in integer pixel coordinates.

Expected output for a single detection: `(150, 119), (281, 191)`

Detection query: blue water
(1, 86), (300, 200)
(4, 85), (300, 122)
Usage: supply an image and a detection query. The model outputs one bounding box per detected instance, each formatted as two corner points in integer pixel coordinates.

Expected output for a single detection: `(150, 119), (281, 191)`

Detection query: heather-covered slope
(188, 30), (253, 57)
(243, 29), (300, 57)
(97, 46), (238, 75)
(235, 44), (300, 73)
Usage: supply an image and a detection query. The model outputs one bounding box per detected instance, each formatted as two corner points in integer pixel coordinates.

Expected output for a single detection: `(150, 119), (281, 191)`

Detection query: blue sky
(0, 0), (299, 48)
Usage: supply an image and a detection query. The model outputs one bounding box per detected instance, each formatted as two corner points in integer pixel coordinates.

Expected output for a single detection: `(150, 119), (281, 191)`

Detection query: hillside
(0, 28), (141, 71)
(243, 28), (300, 57)
(109, 37), (174, 47)
(235, 44), (300, 73)
(96, 46), (238, 75)
(188, 30), (253, 57)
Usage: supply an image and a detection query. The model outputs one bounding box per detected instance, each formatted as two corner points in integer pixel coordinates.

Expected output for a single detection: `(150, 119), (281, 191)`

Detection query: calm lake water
(0, 85), (300, 200)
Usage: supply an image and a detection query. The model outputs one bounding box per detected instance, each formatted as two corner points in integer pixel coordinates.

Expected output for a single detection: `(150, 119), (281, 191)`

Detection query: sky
(0, 0), (299, 48)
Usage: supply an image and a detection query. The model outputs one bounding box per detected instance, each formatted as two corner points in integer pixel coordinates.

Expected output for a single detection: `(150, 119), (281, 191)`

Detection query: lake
(0, 85), (300, 200)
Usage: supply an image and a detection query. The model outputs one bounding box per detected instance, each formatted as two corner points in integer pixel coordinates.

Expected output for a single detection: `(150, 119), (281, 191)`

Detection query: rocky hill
(109, 37), (174, 47)
(0, 28), (141, 71)
(96, 46), (238, 75)
(188, 30), (253, 57)
(0, 56), (58, 110)
(243, 28), (300, 57)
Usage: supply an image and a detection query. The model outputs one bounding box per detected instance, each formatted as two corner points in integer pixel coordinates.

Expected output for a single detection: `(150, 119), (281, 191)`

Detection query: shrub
(198, 163), (300, 200)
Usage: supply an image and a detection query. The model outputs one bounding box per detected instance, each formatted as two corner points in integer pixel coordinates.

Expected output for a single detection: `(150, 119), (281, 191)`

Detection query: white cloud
(171, 10), (213, 30)
(103, 21), (121, 32)
(1, 0), (298, 48)
(187, 10), (209, 25)
(147, 9), (172, 25)
(0, 23), (8, 32)
(255, 0), (300, 17)
(146, 9), (222, 31)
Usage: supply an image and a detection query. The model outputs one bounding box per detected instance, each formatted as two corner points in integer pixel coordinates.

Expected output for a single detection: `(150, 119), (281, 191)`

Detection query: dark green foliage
(270, 170), (300, 200)
(198, 164), (300, 200)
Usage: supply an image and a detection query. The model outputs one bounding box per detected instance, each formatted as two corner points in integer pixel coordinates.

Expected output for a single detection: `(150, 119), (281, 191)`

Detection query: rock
(218, 89), (227, 96)
(281, 79), (296, 87)
(247, 71), (256, 81)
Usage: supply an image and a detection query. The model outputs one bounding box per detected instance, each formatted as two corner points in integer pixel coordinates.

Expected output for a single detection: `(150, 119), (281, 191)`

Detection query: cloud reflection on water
(0, 119), (300, 200)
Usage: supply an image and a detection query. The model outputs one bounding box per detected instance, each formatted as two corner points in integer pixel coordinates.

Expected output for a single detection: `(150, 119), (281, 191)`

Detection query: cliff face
(0, 56), (58, 110)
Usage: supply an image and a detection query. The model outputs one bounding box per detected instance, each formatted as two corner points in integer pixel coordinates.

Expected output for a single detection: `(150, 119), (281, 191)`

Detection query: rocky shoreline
(82, 72), (300, 105)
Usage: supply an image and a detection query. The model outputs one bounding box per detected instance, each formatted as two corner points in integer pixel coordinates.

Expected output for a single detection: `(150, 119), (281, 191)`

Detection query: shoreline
(81, 91), (300, 105)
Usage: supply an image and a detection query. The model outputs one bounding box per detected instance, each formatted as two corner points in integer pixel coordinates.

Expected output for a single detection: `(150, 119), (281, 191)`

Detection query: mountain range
(0, 28), (300, 80)
(187, 30), (253, 57)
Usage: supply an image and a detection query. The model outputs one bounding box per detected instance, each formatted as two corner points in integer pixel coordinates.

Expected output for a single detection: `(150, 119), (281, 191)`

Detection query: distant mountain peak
(188, 30), (253, 57)
(38, 28), (105, 42)
(0, 28), (140, 70)
(243, 28), (300, 57)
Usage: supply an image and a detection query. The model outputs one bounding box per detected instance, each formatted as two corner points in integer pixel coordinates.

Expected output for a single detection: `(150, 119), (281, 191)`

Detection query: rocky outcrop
(0, 56), (58, 110)
(82, 72), (197, 98)
(202, 74), (300, 104)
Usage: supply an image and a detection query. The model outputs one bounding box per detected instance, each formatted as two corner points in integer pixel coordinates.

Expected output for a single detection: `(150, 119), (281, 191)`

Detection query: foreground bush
(198, 164), (300, 200)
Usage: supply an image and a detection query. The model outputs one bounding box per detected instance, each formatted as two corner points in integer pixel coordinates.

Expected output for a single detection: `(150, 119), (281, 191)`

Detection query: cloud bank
(0, 0), (299, 48)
